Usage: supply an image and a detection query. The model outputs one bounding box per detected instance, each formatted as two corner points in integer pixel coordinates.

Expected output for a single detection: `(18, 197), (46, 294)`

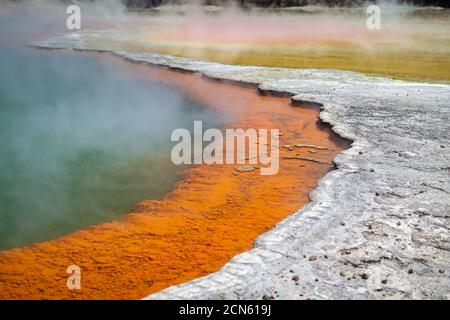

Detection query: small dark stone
(340, 222), (346, 226)
(375, 192), (380, 196)
(144, 279), (154, 286)
(309, 256), (317, 261)
(315, 279), (319, 282)
(381, 279), (388, 284)
(361, 273), (369, 280)
(370, 168), (375, 172)
(439, 269), (445, 274)
(292, 275), (299, 281)
(408, 269), (414, 274)
(341, 249), (352, 255)
(359, 151), (363, 155)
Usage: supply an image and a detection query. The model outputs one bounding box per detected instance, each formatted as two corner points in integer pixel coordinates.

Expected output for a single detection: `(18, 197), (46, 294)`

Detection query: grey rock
(34, 34), (450, 300)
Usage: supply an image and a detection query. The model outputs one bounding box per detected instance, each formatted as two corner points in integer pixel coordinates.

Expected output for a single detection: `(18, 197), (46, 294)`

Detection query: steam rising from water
(12, 0), (443, 80)
(0, 3), (225, 249)
(2, 0), (448, 53)
(0, 0), (448, 249)
(141, 2), (449, 50)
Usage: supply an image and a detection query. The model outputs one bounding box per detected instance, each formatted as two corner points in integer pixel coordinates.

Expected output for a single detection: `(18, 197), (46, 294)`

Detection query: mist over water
(0, 46), (223, 250)
(0, 0), (447, 250)
(0, 1), (228, 250)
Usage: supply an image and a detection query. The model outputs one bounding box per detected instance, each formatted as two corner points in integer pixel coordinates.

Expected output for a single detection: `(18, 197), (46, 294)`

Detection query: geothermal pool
(0, 55), (348, 299)
(0, 1), (447, 301)
(0, 47), (223, 250)
(76, 6), (450, 82)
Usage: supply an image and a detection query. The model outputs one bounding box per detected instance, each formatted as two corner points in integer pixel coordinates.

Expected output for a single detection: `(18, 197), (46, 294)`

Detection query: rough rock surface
(36, 36), (450, 299)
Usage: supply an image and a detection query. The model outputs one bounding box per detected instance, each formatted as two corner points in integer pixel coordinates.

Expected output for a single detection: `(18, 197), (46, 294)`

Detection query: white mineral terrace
(35, 34), (450, 299)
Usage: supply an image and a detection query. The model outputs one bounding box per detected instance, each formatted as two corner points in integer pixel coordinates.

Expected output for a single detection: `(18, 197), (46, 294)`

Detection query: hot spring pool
(0, 47), (223, 250)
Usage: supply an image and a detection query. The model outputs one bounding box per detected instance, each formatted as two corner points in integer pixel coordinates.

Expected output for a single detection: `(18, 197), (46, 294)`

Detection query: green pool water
(0, 47), (223, 250)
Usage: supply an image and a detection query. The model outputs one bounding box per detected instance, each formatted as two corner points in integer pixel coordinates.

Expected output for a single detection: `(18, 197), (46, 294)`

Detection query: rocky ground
(121, 1), (450, 9)
(36, 36), (450, 299)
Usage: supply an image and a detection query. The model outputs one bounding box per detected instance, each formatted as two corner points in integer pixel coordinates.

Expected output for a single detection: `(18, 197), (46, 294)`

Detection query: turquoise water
(0, 47), (222, 250)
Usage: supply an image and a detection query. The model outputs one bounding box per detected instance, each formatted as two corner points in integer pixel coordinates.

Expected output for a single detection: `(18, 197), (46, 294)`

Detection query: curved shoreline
(11, 38), (450, 299)
(0, 47), (348, 299)
(105, 52), (449, 299)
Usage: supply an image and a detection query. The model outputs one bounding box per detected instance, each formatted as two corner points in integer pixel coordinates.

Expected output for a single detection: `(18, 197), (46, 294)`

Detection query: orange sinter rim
(0, 54), (348, 299)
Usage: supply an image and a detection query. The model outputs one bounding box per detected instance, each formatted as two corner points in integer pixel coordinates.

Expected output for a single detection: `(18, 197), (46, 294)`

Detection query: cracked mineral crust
(35, 35), (450, 300)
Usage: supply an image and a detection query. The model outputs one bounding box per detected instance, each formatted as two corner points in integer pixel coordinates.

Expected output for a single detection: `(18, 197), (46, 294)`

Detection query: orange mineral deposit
(0, 54), (349, 300)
